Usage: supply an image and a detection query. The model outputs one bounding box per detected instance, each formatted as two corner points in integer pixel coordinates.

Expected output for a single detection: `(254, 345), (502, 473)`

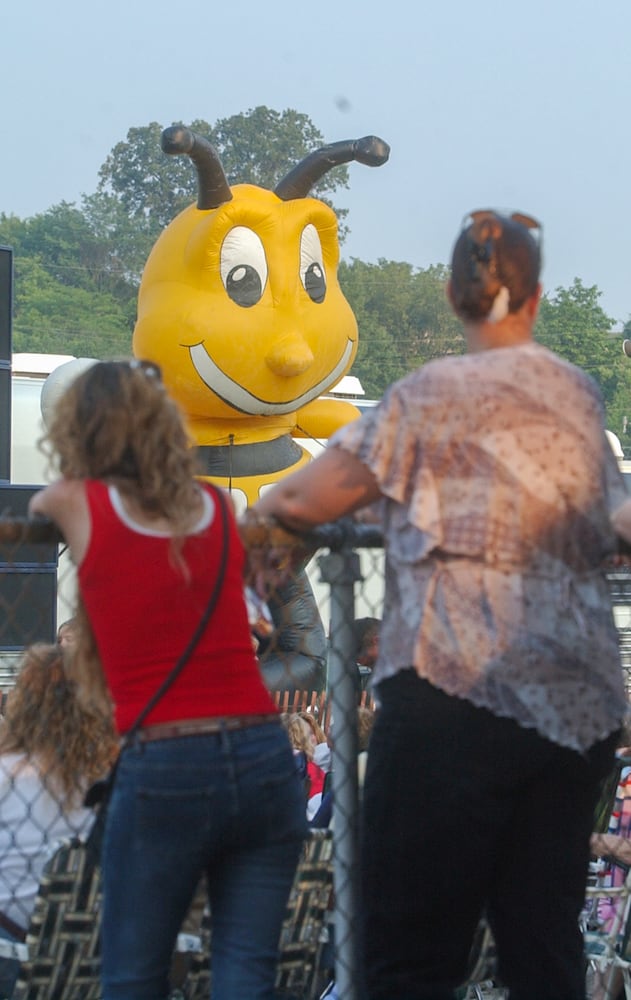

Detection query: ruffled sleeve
(329, 374), (444, 558)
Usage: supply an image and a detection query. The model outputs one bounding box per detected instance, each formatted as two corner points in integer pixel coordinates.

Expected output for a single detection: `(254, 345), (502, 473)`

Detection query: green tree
(0, 206), (137, 357)
(340, 259), (405, 396)
(0, 213), (28, 253)
(535, 278), (631, 438)
(211, 107), (351, 240)
(10, 256), (133, 358)
(81, 191), (153, 291)
(536, 279), (616, 374)
(2, 203), (132, 297)
(95, 121), (198, 231)
(340, 258), (463, 397)
(536, 278), (621, 390)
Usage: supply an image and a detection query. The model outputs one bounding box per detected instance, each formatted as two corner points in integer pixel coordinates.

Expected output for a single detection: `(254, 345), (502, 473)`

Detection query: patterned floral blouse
(331, 342), (628, 752)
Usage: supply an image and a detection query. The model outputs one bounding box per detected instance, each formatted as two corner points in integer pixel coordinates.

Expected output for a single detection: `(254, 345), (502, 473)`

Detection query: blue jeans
(100, 722), (308, 1000)
(0, 927), (20, 998)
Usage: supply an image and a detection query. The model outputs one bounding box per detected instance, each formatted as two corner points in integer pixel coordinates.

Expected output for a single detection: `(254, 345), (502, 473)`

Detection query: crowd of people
(1, 208), (631, 1000)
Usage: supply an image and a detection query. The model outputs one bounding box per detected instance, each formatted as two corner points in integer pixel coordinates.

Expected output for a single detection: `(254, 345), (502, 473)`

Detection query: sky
(3, 0), (631, 327)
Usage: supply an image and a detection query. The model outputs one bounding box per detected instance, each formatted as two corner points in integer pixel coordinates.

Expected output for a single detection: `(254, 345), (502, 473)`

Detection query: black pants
(361, 671), (617, 1000)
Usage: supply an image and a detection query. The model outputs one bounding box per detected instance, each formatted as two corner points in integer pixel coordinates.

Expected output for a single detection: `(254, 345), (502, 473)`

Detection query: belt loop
(220, 721), (231, 754)
(123, 730), (143, 756)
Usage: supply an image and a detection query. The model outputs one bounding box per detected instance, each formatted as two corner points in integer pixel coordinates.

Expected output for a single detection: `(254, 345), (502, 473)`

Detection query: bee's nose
(265, 334), (314, 377)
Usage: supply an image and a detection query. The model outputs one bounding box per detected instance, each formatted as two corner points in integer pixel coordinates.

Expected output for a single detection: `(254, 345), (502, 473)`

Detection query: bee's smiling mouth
(188, 340), (354, 415)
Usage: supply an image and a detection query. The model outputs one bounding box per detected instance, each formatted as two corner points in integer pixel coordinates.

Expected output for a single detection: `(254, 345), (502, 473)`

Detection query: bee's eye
(300, 224), (326, 304)
(221, 227), (268, 307)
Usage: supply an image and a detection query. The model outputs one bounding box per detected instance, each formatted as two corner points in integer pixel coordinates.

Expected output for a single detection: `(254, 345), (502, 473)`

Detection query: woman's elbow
(28, 491), (46, 517)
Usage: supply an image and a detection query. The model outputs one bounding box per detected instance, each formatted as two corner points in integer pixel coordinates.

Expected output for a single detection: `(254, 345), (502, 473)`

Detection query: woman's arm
(28, 479), (91, 565)
(252, 447), (381, 532)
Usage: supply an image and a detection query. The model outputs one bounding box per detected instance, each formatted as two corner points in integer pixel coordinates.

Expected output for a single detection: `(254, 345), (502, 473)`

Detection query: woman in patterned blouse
(245, 210), (630, 1000)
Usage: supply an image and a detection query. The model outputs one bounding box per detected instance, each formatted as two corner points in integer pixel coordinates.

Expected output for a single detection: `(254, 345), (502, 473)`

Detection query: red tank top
(79, 480), (276, 732)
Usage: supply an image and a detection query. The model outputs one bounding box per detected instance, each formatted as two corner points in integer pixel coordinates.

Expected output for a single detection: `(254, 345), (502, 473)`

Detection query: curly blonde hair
(298, 711), (328, 745)
(39, 360), (207, 712)
(41, 360), (200, 531)
(0, 644), (119, 807)
(69, 596), (113, 718)
(281, 713), (314, 759)
(357, 706), (375, 753)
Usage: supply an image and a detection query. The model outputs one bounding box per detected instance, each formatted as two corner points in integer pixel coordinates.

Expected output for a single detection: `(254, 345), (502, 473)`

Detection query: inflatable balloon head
(40, 357), (99, 428)
(133, 126), (390, 509)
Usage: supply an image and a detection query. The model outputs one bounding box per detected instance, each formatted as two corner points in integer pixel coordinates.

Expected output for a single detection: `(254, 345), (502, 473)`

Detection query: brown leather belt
(135, 714), (280, 743)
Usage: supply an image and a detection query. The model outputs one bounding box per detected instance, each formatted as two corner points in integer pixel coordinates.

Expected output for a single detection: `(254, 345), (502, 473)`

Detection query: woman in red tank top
(29, 360), (308, 1000)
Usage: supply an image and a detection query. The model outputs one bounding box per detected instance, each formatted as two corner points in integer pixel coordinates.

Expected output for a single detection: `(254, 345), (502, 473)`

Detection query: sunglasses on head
(462, 209), (542, 245)
(125, 359), (163, 381)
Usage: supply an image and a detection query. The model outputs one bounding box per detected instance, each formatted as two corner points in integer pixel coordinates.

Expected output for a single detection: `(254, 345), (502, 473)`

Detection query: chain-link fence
(1, 512), (631, 999)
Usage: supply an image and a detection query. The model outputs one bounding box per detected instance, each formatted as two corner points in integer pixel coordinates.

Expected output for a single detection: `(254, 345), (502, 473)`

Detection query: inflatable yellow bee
(133, 126), (390, 511)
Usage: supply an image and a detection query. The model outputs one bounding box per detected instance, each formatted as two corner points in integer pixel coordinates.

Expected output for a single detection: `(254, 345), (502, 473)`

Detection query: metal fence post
(0, 246), (13, 484)
(317, 544), (362, 1000)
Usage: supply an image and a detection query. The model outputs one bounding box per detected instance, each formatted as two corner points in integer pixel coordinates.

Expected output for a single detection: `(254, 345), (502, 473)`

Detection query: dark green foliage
(339, 258), (465, 398)
(536, 280), (631, 444)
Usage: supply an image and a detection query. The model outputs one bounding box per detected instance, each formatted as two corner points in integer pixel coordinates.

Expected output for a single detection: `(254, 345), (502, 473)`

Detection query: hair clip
(487, 286), (510, 323)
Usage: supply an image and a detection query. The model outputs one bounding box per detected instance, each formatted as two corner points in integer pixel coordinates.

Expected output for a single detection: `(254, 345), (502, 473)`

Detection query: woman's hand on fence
(238, 512), (316, 600)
